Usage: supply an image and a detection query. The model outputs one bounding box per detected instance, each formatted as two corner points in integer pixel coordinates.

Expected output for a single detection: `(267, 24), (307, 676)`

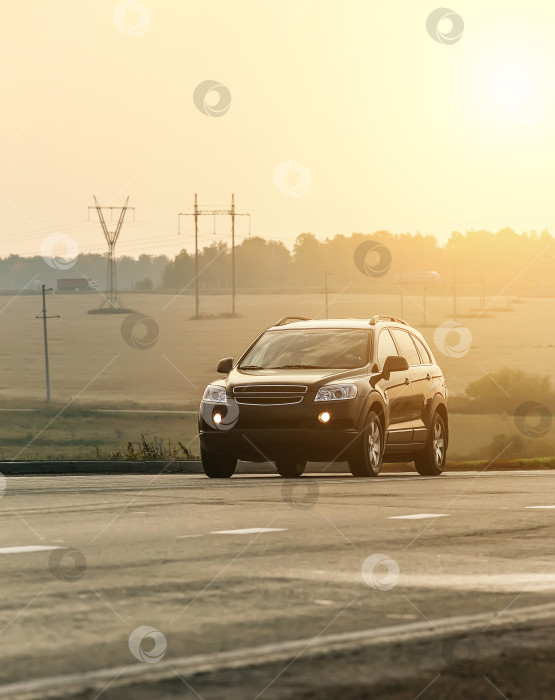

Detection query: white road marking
(176, 535), (203, 539)
(399, 573), (555, 592)
(2, 601), (555, 699)
(0, 545), (64, 554)
(211, 528), (287, 535)
(388, 514), (451, 520)
(525, 505), (555, 509)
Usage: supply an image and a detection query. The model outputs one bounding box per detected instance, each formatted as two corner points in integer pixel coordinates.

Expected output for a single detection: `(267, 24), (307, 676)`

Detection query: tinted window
(239, 329), (370, 370)
(412, 335), (432, 364)
(390, 329), (420, 366)
(377, 329), (398, 368)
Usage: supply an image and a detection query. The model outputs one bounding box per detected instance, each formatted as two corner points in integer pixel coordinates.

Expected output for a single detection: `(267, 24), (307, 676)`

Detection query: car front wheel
(348, 411), (383, 477)
(201, 447), (237, 478)
(414, 413), (447, 476)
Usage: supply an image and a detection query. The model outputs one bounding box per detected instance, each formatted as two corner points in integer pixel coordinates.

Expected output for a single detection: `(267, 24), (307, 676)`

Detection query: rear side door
(389, 329), (423, 442)
(376, 328), (413, 444)
(410, 334), (443, 444)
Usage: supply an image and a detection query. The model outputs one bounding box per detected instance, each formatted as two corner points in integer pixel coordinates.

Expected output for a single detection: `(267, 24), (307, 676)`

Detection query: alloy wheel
(368, 420), (381, 469)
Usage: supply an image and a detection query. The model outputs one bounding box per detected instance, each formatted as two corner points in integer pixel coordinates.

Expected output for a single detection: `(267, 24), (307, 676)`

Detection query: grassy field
(0, 291), (554, 460)
(0, 404), (200, 461)
(0, 406), (550, 462)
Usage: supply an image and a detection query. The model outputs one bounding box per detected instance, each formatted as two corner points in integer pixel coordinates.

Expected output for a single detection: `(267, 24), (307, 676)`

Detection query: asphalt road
(0, 470), (555, 699)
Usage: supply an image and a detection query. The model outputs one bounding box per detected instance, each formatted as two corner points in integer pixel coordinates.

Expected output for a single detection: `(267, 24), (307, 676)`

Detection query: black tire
(414, 413), (447, 476)
(348, 411), (383, 477)
(201, 447), (237, 478)
(275, 460), (307, 478)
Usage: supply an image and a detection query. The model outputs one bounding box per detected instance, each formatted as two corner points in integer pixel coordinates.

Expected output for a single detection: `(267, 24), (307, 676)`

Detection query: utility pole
(399, 266), (404, 319)
(178, 194), (249, 319)
(452, 258), (457, 320)
(324, 270), (332, 319)
(194, 194), (199, 318)
(231, 194), (236, 315)
(419, 271), (428, 326)
(88, 197), (134, 309)
(36, 285), (60, 404)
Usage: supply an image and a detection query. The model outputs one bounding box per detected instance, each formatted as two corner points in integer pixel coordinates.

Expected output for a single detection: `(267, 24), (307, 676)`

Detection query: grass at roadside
(0, 402), (200, 460)
(1, 402), (553, 467)
(447, 456), (555, 471)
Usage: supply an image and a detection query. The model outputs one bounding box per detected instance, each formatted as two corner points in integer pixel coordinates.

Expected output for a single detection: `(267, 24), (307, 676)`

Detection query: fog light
(318, 411), (331, 424)
(213, 411), (223, 425)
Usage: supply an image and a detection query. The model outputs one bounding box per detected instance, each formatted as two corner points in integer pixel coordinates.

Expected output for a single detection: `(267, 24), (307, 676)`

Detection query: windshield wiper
(239, 365), (265, 370)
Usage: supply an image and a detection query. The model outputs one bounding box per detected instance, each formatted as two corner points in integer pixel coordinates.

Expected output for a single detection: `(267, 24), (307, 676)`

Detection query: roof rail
(369, 314), (408, 326)
(274, 316), (311, 326)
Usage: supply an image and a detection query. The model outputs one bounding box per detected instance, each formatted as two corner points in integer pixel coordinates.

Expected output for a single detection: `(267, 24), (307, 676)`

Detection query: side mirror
(381, 355), (409, 380)
(217, 357), (234, 374)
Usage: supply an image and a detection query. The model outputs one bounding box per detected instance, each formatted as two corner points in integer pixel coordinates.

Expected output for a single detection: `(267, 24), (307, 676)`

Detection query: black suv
(199, 315), (448, 478)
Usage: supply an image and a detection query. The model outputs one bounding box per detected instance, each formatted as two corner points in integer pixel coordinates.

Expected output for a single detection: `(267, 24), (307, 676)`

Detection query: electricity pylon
(88, 196), (134, 308)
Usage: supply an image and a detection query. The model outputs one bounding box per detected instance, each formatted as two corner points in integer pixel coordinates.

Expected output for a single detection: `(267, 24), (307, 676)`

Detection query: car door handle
(426, 373), (432, 381)
(404, 377), (411, 386)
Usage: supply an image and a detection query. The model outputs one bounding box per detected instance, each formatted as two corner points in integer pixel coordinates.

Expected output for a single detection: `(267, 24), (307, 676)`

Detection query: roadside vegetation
(0, 371), (552, 464)
(94, 434), (192, 461)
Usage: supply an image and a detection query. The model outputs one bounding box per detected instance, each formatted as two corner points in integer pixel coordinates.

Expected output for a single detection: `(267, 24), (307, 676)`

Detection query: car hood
(223, 366), (368, 390)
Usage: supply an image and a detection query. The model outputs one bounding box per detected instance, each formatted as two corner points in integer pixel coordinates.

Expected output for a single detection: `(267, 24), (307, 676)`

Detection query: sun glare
(474, 44), (550, 125)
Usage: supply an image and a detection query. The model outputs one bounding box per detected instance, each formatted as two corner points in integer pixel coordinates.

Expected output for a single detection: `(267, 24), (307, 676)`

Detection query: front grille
(232, 384), (308, 405)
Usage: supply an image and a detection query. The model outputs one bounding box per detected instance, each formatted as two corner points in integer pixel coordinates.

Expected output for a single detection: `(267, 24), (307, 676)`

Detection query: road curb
(0, 460), (204, 475)
(0, 460), (554, 476)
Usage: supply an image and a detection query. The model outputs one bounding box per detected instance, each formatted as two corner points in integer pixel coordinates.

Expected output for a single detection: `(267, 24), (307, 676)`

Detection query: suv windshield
(239, 329), (370, 370)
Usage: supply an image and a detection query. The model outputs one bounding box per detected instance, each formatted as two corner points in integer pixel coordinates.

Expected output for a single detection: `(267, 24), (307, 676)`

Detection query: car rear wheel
(348, 411), (383, 477)
(414, 413), (446, 476)
(201, 447), (237, 478)
(275, 460), (307, 478)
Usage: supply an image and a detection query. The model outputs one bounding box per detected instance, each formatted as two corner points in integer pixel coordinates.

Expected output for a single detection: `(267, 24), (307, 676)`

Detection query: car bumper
(199, 427), (362, 462)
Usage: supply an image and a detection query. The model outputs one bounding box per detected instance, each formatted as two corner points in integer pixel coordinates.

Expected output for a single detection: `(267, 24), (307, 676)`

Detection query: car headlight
(202, 384), (228, 403)
(314, 383), (358, 402)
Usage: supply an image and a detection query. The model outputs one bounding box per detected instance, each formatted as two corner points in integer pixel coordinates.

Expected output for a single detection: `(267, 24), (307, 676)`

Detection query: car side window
(412, 335), (432, 364)
(390, 329), (421, 366)
(377, 329), (398, 368)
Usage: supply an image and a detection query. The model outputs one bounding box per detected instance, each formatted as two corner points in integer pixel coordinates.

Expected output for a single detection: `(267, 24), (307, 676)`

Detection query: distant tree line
(163, 229), (554, 290)
(0, 253), (169, 291)
(1, 228), (553, 291)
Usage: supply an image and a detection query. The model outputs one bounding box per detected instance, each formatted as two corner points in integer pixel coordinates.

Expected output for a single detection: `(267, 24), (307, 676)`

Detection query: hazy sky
(2, 0), (555, 260)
